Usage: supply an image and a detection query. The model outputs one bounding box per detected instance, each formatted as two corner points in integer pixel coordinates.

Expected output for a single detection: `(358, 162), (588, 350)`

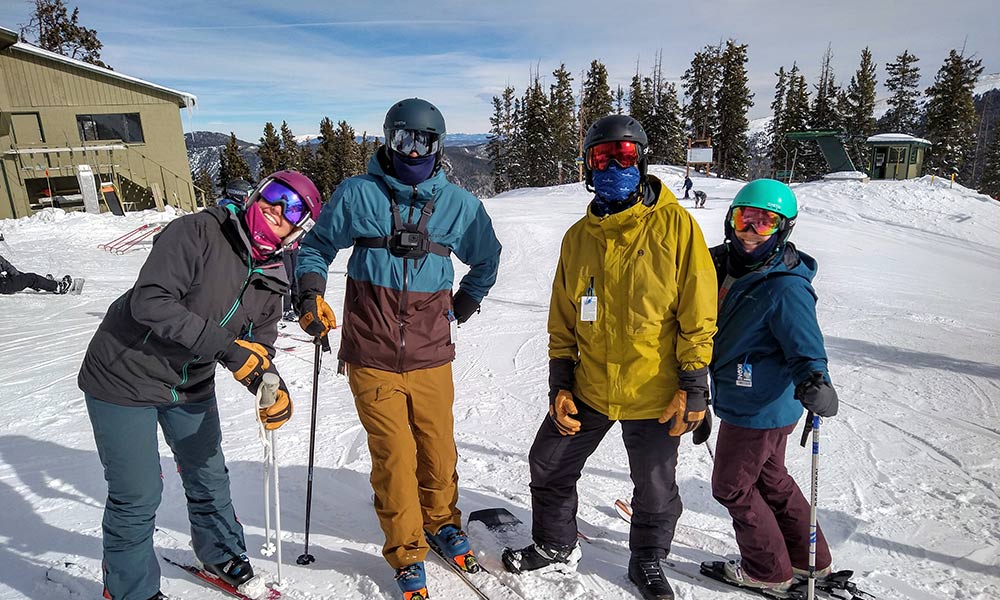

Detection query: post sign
(687, 148), (714, 164)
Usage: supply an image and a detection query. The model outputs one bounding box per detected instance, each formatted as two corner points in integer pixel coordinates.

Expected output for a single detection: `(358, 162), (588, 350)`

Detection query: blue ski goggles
(252, 179), (309, 226)
(387, 128), (442, 157)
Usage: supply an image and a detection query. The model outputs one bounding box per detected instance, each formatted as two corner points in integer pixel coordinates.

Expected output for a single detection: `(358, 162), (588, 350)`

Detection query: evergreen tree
(769, 66), (789, 176)
(278, 121), (302, 171)
(549, 65), (578, 185)
(19, 0), (109, 68)
(924, 50), (984, 181)
(880, 50), (922, 134)
(628, 72), (653, 125)
(801, 46), (841, 178)
(843, 48), (878, 167)
(487, 86), (517, 194)
(648, 82), (686, 166)
(257, 122), (282, 178)
(682, 44), (722, 139)
(979, 129), (1000, 199)
(508, 97), (527, 189)
(306, 117), (339, 199)
(517, 75), (554, 187)
(192, 167), (216, 203)
(358, 131), (374, 170)
(782, 65), (812, 180)
(330, 120), (362, 186)
(218, 133), (251, 189)
(615, 85), (626, 115)
(579, 60), (614, 131)
(714, 40), (754, 179)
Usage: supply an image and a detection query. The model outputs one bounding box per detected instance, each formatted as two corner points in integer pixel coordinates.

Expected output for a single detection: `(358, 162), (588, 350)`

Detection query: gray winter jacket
(78, 207), (288, 406)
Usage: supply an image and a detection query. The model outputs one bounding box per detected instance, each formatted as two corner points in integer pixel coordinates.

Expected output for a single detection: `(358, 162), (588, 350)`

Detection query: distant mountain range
(185, 132), (494, 198)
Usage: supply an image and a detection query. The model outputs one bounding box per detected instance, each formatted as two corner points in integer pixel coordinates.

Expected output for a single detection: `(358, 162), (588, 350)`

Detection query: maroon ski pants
(712, 421), (831, 583)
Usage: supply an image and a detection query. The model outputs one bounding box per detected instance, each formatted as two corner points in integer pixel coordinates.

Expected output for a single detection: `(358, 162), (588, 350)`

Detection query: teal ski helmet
(726, 179), (799, 259)
(730, 178), (798, 220)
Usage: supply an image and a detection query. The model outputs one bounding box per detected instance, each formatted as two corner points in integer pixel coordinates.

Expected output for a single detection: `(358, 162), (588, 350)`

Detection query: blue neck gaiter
(391, 152), (437, 186)
(592, 164), (641, 216)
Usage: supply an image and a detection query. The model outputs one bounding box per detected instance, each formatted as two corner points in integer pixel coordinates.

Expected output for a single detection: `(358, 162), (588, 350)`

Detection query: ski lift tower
(686, 137), (713, 178)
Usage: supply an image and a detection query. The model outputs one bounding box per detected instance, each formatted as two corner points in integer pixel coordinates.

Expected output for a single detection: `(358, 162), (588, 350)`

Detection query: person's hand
(220, 340), (277, 394)
(297, 272), (337, 337)
(795, 372), (839, 417)
(259, 386), (293, 430)
(658, 367), (710, 436)
(299, 293), (337, 337)
(452, 290), (480, 324)
(692, 408), (712, 445)
(548, 390), (581, 436)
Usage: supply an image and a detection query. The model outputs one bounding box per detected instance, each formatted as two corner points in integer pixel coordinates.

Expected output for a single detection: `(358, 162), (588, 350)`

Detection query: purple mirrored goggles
(253, 179), (310, 227)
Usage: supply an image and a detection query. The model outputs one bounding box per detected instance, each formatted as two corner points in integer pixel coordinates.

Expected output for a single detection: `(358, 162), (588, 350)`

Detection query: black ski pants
(528, 397), (682, 557)
(0, 272), (57, 294)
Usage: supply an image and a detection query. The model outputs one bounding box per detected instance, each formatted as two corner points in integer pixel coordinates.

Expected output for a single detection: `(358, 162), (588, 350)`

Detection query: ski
(426, 533), (525, 600)
(615, 498), (877, 600)
(161, 556), (281, 600)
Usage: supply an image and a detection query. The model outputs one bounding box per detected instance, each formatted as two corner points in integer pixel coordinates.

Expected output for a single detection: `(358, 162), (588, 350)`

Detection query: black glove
(795, 371), (839, 417)
(548, 358), (575, 403)
(452, 289), (480, 324)
(297, 272), (337, 337)
(692, 408), (713, 445)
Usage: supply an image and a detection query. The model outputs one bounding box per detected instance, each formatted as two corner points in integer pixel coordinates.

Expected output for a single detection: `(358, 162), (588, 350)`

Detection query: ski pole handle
(257, 373), (281, 409)
(318, 333), (331, 353)
(800, 410), (814, 448)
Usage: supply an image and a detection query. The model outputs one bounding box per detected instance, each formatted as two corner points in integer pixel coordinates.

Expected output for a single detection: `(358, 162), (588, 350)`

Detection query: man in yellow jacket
(502, 115), (717, 600)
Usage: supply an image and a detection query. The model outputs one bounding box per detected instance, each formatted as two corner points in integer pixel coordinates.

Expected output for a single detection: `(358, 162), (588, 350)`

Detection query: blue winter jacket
(709, 242), (829, 429)
(296, 148), (502, 372)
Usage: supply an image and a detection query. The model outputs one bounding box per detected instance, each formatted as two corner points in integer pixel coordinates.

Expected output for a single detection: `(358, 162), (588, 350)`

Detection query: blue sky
(3, 0), (997, 141)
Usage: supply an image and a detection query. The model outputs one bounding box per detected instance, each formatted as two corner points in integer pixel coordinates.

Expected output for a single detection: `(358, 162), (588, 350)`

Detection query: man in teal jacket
(295, 98), (501, 600)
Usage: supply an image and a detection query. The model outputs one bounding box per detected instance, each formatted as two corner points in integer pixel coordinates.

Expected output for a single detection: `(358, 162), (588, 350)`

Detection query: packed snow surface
(1, 166), (998, 599)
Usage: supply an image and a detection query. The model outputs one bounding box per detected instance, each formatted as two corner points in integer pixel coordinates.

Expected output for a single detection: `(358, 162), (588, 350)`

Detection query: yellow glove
(548, 390), (581, 436)
(299, 294), (337, 337)
(658, 389), (707, 437)
(260, 388), (293, 430)
(220, 340), (274, 393)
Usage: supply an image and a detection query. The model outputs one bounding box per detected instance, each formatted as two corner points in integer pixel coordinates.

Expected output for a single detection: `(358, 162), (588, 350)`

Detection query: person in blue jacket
(294, 98), (502, 600)
(700, 179), (839, 592)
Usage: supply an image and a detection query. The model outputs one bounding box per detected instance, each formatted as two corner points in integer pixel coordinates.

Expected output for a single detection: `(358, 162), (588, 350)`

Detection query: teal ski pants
(86, 395), (247, 600)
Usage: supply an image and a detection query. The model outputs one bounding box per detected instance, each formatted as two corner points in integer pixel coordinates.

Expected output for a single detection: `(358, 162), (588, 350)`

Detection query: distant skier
(702, 179), (839, 592)
(682, 174), (693, 199)
(501, 115), (717, 600)
(0, 252), (74, 295)
(78, 170), (322, 600)
(294, 98), (502, 600)
(693, 189), (707, 208)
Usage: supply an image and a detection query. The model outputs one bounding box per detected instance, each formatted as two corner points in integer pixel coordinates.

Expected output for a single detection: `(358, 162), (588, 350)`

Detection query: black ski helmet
(383, 98), (446, 158)
(582, 115), (649, 189)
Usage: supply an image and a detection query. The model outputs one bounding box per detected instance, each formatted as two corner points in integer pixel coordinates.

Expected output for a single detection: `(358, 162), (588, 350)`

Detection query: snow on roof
(8, 41), (196, 109)
(867, 133), (931, 145)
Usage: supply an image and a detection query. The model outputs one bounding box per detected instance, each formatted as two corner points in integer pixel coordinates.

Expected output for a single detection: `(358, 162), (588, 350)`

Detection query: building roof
(867, 133), (931, 146)
(0, 26), (196, 109)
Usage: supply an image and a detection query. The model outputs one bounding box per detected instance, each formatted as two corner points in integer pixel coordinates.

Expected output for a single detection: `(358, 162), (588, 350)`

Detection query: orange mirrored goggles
(730, 206), (783, 236)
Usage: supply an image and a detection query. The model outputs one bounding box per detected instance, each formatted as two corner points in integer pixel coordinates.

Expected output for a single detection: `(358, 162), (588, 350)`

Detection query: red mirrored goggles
(586, 141), (641, 171)
(730, 206), (783, 236)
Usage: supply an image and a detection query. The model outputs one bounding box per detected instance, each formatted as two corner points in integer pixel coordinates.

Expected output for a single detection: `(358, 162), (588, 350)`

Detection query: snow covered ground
(1, 167), (998, 599)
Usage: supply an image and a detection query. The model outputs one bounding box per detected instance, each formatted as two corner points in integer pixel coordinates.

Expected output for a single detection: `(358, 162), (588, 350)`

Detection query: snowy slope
(0, 168), (998, 600)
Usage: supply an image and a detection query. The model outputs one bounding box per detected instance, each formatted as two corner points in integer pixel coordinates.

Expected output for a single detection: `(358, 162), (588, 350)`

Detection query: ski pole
(802, 411), (820, 600)
(256, 373), (284, 586)
(297, 334), (329, 566)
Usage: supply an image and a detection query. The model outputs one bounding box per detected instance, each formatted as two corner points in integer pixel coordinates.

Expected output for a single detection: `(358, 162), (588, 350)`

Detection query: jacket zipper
(396, 188), (417, 372)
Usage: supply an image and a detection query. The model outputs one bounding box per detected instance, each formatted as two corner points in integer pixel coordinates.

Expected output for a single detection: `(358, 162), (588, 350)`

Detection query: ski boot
(203, 554), (266, 598)
(718, 559), (793, 592)
(502, 540), (581, 575)
(628, 553), (674, 599)
(395, 562), (428, 600)
(426, 524), (480, 573)
(792, 565), (832, 579)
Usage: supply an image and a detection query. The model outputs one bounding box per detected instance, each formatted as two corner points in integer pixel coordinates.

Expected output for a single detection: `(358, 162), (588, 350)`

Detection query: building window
(76, 113), (144, 143)
(910, 147), (919, 164)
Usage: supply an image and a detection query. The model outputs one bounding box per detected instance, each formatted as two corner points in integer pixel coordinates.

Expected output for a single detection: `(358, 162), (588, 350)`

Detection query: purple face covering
(243, 201), (285, 261)
(391, 151), (436, 186)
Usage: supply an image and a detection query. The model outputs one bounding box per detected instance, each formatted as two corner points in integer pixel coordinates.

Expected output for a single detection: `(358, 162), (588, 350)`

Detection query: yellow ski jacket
(548, 177), (717, 420)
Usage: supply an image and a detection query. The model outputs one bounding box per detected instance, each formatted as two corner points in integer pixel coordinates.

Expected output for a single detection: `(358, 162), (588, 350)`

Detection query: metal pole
(271, 430), (283, 586)
(805, 413), (820, 600)
(297, 335), (328, 565)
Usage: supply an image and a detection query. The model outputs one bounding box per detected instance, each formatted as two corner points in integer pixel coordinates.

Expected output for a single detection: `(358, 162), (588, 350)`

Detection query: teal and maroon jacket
(296, 148), (502, 373)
